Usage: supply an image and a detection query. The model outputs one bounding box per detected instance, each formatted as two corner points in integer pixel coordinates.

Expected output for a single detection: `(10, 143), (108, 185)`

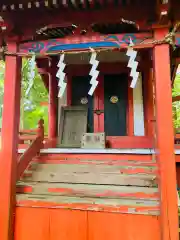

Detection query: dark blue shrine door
(71, 74), (128, 136)
(71, 76), (94, 133)
(104, 74), (128, 136)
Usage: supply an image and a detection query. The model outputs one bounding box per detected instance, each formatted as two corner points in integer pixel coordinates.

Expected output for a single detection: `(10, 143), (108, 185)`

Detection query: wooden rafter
(0, 3), (155, 40)
(0, 0), (154, 12)
(156, 0), (171, 25)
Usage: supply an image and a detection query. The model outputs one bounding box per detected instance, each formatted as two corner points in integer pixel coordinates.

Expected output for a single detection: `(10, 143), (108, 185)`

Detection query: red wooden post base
(0, 42), (22, 240)
(153, 28), (179, 240)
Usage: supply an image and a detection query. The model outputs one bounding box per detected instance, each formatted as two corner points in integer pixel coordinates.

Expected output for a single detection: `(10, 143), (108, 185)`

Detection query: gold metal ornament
(110, 96), (118, 104)
(81, 97), (88, 105)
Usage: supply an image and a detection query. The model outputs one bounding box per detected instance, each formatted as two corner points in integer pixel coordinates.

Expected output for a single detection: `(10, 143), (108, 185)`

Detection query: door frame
(66, 63), (153, 148)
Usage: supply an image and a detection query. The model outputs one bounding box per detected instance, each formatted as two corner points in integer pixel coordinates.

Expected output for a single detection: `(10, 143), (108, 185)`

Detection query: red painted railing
(17, 119), (44, 180)
(19, 130), (38, 148)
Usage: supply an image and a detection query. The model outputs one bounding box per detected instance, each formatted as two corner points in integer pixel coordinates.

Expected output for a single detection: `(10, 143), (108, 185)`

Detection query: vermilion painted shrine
(0, 0), (180, 240)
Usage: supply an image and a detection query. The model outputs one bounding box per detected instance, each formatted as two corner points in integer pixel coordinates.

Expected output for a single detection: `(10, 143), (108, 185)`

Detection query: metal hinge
(94, 109), (104, 115)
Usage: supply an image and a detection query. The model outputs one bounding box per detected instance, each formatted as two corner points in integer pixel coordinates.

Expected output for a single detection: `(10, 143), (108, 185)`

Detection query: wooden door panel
(71, 76), (94, 133)
(88, 212), (160, 240)
(50, 209), (87, 240)
(104, 74), (128, 136)
(14, 207), (49, 240)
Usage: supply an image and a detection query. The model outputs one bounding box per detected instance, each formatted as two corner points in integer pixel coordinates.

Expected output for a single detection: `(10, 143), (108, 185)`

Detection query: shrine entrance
(57, 52), (150, 149)
(69, 71), (129, 138)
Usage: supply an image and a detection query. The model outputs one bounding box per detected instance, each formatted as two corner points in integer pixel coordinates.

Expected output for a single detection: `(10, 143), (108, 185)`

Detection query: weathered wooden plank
(16, 194), (159, 215)
(29, 162), (156, 171)
(58, 106), (88, 148)
(31, 157), (157, 166)
(33, 152), (155, 161)
(21, 163), (157, 185)
(25, 163), (157, 175)
(16, 193), (159, 206)
(21, 169), (156, 186)
(16, 182), (159, 200)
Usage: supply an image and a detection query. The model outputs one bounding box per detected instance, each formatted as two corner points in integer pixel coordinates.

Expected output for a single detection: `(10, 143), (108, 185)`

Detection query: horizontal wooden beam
(19, 33), (153, 54)
(36, 58), (50, 68)
(37, 67), (50, 75)
(18, 32), (180, 55)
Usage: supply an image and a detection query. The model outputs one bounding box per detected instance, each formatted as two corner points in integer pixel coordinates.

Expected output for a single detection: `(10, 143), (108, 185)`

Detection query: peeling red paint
(16, 199), (159, 215)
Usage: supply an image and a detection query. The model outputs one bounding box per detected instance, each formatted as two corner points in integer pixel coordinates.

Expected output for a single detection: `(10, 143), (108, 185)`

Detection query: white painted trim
(18, 148), (154, 154)
(40, 148), (154, 154)
(18, 148), (180, 155)
(133, 73), (145, 136)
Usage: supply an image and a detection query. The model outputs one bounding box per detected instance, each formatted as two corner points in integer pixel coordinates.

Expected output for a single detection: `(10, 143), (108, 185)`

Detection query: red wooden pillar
(127, 76), (134, 136)
(48, 59), (58, 146)
(153, 28), (179, 240)
(94, 74), (104, 133)
(0, 42), (22, 240)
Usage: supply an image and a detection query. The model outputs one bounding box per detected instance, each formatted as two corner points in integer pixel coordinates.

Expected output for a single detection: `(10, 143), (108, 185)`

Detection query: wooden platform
(16, 152), (159, 215)
(15, 151), (160, 240)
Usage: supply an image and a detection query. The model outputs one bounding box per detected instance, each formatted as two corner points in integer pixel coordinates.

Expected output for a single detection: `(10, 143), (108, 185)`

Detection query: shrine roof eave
(0, 0), (156, 14)
(1, 0), (180, 24)
(1, 0), (180, 41)
(0, 1), (157, 40)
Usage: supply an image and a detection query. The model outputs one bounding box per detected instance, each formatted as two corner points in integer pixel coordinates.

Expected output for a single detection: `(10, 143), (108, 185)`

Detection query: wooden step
(26, 162), (157, 175)
(17, 182), (159, 200)
(32, 154), (156, 164)
(16, 153), (159, 215)
(21, 163), (157, 186)
(31, 157), (157, 167)
(16, 193), (159, 216)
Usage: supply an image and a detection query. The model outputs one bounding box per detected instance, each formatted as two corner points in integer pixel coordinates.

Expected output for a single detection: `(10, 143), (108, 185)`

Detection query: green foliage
(172, 74), (180, 130)
(0, 59), (48, 133)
